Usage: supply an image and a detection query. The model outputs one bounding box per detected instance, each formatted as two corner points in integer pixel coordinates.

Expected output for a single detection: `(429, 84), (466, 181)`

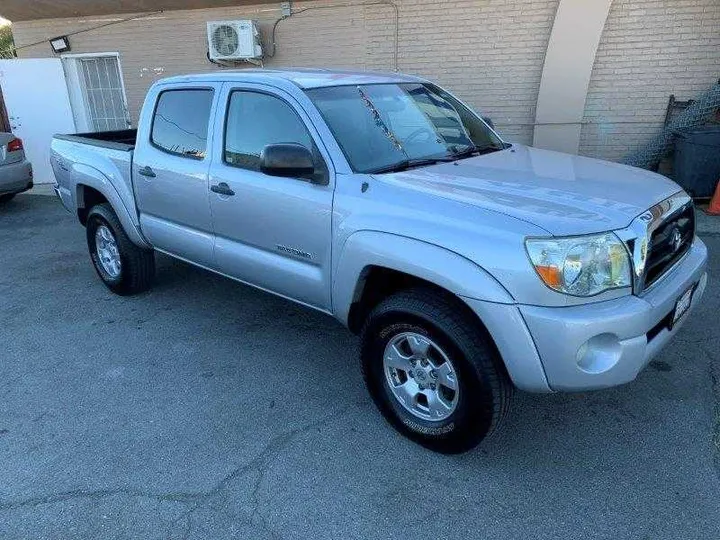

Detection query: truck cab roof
(156, 68), (425, 90)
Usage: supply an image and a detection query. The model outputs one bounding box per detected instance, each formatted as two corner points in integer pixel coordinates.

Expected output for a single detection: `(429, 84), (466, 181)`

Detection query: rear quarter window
(150, 89), (214, 159)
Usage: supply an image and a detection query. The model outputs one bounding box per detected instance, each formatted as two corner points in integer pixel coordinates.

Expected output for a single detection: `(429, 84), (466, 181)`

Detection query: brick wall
(9, 0), (720, 160)
(389, 0), (558, 144)
(580, 0), (720, 161)
(10, 0), (558, 144)
(11, 1), (374, 126)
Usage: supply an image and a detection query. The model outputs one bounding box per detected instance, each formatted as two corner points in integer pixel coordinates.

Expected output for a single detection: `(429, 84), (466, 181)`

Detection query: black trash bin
(673, 126), (720, 197)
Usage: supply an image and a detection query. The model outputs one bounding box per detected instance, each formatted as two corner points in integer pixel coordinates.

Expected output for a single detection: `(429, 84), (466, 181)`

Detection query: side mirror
(260, 143), (315, 180)
(482, 116), (495, 129)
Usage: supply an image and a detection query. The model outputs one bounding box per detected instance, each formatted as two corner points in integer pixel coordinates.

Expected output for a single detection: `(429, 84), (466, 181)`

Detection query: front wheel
(86, 203), (155, 295)
(361, 289), (512, 453)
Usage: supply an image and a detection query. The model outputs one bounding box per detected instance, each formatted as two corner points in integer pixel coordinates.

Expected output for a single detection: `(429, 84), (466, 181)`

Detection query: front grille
(644, 203), (695, 288)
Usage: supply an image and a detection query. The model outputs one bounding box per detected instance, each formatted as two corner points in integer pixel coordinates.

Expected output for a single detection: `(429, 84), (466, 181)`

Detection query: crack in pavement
(245, 462), (283, 540)
(170, 404), (353, 539)
(0, 405), (352, 525)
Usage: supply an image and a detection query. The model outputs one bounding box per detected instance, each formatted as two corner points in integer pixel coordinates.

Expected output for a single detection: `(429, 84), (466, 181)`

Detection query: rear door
(133, 84), (218, 266)
(207, 83), (335, 310)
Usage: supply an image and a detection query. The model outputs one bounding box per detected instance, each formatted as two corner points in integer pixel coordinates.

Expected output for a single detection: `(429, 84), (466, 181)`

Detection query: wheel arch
(334, 231), (514, 333)
(73, 166), (150, 249)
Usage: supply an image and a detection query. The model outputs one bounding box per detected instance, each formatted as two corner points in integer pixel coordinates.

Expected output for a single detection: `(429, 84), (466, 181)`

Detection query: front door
(0, 58), (76, 184)
(133, 85), (217, 266)
(208, 84), (334, 310)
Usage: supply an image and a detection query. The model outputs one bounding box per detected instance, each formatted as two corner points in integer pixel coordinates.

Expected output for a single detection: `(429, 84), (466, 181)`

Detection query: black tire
(86, 203), (155, 295)
(0, 193), (16, 203)
(360, 289), (512, 454)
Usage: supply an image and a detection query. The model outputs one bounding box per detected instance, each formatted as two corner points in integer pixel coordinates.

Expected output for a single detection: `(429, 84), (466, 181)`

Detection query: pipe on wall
(269, 0), (399, 71)
(533, 0), (613, 154)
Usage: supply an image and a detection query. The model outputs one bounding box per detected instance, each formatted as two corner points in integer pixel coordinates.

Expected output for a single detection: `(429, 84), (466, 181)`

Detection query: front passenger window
(224, 91), (325, 182)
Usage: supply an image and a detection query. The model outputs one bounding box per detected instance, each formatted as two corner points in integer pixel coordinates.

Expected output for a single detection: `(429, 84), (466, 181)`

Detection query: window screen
(78, 56), (129, 132)
(151, 89), (213, 159)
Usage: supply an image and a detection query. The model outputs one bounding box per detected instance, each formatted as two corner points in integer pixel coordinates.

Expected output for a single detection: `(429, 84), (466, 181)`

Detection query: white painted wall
(0, 58), (76, 183)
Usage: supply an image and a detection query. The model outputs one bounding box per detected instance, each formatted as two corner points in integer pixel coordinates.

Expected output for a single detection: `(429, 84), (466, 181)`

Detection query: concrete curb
(26, 184), (57, 196)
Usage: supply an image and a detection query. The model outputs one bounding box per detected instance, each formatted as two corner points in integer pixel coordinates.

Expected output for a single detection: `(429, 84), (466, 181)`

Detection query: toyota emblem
(671, 227), (682, 252)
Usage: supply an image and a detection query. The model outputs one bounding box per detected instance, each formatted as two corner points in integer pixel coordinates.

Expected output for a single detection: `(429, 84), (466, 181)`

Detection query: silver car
(0, 133), (33, 203)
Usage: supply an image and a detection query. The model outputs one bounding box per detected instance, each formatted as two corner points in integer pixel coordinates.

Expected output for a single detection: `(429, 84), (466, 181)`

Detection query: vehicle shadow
(149, 242), (719, 467)
(14, 194), (719, 469)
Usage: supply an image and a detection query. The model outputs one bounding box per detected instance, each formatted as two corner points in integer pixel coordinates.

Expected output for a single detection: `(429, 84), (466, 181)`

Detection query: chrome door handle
(138, 165), (156, 178)
(210, 182), (235, 196)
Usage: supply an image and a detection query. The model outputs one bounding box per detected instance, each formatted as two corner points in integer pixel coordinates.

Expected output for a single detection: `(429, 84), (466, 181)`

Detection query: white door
(0, 58), (76, 184)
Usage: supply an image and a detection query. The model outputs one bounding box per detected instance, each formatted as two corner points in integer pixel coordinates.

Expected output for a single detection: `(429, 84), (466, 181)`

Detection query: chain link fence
(624, 82), (720, 170)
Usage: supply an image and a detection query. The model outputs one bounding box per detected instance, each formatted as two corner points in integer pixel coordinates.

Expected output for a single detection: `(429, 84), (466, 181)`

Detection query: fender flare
(73, 164), (151, 249)
(333, 230), (514, 326)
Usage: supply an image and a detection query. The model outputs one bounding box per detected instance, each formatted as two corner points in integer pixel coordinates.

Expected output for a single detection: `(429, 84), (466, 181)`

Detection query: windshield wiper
(451, 143), (505, 160)
(367, 143), (508, 173)
(367, 156), (455, 175)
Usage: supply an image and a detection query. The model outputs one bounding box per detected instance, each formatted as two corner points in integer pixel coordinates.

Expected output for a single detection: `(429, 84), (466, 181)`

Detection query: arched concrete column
(533, 0), (613, 154)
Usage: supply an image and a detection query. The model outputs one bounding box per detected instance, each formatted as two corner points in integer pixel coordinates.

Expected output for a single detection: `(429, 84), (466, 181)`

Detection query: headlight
(525, 233), (632, 296)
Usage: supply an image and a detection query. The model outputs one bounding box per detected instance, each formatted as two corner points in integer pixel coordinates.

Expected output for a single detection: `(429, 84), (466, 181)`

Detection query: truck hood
(374, 144), (682, 236)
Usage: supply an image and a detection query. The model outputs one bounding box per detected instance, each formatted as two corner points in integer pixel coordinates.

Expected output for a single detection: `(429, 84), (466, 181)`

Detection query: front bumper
(465, 238), (708, 392)
(0, 159), (33, 195)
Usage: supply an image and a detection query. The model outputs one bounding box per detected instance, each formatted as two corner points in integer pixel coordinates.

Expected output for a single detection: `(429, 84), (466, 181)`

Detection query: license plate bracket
(671, 284), (695, 328)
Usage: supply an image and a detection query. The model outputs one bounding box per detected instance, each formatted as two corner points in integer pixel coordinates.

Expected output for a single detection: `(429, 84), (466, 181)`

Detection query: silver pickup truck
(51, 69), (708, 453)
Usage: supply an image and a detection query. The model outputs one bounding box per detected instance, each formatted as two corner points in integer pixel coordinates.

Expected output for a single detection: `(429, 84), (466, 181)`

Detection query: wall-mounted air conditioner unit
(207, 20), (263, 61)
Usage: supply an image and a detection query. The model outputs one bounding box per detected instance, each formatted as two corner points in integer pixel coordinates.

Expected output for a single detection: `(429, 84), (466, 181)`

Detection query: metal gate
(77, 56), (130, 131)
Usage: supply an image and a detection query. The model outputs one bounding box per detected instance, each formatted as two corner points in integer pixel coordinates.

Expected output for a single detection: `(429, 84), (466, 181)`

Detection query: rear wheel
(0, 194), (16, 203)
(86, 203), (155, 295)
(361, 289), (512, 453)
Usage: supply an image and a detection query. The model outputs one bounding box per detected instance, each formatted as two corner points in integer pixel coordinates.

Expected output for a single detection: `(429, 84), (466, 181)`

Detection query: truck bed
(51, 130), (138, 230)
(54, 129), (137, 151)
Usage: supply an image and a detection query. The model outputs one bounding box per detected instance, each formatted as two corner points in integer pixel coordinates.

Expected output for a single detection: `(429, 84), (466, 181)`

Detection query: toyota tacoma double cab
(51, 69), (708, 453)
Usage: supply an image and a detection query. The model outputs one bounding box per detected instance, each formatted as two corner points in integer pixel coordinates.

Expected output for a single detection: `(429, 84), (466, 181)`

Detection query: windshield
(306, 83), (504, 173)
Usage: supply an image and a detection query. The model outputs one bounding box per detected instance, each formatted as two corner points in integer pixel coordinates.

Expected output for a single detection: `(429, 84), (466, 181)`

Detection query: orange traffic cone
(708, 179), (720, 215)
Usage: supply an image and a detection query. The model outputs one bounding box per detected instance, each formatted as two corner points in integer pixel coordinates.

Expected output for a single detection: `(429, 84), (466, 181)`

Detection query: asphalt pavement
(1, 193), (719, 539)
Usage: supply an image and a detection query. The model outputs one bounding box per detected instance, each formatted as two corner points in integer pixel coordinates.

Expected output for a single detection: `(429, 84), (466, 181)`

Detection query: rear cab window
(151, 89), (214, 159)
